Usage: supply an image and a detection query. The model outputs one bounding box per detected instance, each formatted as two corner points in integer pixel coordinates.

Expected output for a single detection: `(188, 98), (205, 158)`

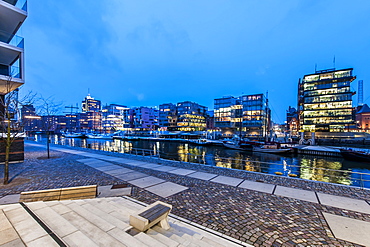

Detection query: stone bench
(19, 185), (97, 203)
(130, 201), (172, 232)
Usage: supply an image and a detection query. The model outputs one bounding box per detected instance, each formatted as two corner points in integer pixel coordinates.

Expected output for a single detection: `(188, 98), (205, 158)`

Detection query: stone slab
(238, 180), (275, 194)
(323, 212), (370, 246)
(137, 163), (162, 169)
(210, 176), (243, 187)
(114, 172), (149, 181)
(129, 176), (165, 188)
(187, 172), (218, 181)
(317, 193), (370, 214)
(94, 165), (121, 172)
(145, 182), (188, 198)
(0, 194), (20, 205)
(168, 168), (196, 176)
(97, 187), (131, 197)
(104, 168), (133, 176)
(122, 161), (148, 166)
(150, 166), (177, 172)
(274, 186), (318, 203)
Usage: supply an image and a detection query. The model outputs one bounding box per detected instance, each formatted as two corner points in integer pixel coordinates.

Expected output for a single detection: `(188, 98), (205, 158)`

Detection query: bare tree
(0, 76), (36, 184)
(37, 96), (62, 158)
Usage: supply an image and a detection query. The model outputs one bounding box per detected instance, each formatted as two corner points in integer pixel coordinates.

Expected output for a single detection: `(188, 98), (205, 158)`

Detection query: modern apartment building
(298, 68), (356, 132)
(214, 93), (270, 138)
(0, 0), (27, 96)
(101, 104), (130, 131)
(159, 103), (177, 130)
(159, 101), (207, 131)
(176, 101), (207, 131)
(0, 0), (27, 162)
(129, 107), (158, 130)
(82, 94), (101, 112)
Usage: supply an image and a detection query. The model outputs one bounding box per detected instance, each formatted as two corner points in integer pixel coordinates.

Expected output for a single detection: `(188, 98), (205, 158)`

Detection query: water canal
(33, 135), (370, 189)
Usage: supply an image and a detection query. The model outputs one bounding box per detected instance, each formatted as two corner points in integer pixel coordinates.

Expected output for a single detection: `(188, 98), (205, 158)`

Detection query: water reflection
(32, 135), (370, 188)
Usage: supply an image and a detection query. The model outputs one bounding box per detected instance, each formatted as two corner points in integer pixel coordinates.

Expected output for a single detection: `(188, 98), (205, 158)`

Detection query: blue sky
(20, 0), (370, 122)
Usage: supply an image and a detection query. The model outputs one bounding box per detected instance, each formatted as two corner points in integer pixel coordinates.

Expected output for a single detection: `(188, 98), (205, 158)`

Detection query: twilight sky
(20, 0), (370, 122)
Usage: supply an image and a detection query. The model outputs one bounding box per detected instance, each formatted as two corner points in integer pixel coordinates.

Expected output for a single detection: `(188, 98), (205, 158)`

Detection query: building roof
(357, 104), (370, 114)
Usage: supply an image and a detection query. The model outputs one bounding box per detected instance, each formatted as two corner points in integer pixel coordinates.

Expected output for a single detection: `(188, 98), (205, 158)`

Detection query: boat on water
(86, 133), (113, 140)
(62, 133), (87, 138)
(222, 141), (249, 151)
(189, 139), (223, 146)
(253, 144), (291, 154)
(340, 149), (370, 162)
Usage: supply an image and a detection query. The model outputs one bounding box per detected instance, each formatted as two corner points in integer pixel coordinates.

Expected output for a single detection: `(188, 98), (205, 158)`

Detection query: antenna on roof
(333, 56), (336, 69)
(314, 63), (317, 73)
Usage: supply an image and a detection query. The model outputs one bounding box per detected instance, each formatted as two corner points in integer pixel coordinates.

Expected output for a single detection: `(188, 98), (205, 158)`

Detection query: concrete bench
(19, 185), (97, 202)
(130, 201), (172, 232)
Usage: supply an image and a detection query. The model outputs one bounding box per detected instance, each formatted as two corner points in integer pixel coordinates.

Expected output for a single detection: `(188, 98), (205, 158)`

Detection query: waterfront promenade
(1, 141), (370, 246)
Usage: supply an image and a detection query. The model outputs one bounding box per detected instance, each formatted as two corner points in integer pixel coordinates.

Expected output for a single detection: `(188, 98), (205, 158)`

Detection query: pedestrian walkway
(12, 142), (370, 246)
(29, 143), (370, 214)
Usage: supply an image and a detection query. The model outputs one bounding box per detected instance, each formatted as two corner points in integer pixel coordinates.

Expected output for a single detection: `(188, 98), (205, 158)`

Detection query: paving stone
(114, 172), (149, 181)
(317, 192), (370, 214)
(168, 168), (196, 176)
(210, 176), (243, 187)
(137, 163), (163, 169)
(238, 180), (275, 194)
(150, 166), (177, 172)
(187, 172), (218, 181)
(94, 165), (122, 172)
(145, 182), (188, 198)
(0, 194), (20, 205)
(274, 186), (318, 203)
(323, 212), (370, 246)
(129, 176), (165, 188)
(104, 168), (133, 176)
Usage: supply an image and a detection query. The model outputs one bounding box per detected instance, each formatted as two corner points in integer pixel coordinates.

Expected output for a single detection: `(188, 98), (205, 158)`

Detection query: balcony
(0, 0), (27, 36)
(0, 29), (24, 48)
(3, 0), (27, 11)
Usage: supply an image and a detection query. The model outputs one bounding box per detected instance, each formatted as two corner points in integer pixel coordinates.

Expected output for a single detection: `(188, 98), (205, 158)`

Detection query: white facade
(0, 0), (27, 94)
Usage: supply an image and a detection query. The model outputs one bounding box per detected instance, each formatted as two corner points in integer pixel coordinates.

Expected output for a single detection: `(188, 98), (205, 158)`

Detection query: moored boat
(253, 144), (291, 154)
(62, 133), (87, 138)
(340, 149), (370, 162)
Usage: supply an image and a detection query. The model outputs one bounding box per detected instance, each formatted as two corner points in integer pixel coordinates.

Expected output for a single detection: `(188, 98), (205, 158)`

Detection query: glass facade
(298, 68), (356, 132)
(214, 94), (270, 137)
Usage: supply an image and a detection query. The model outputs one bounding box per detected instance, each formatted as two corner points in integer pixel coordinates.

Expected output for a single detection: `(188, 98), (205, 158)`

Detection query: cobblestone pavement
(1, 143), (370, 246)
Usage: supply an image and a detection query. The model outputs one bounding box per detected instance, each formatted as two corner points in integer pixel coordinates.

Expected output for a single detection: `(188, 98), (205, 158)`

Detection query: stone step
(64, 201), (116, 232)
(134, 232), (168, 247)
(80, 201), (130, 230)
(60, 208), (126, 246)
(107, 227), (149, 247)
(89, 199), (132, 223)
(26, 201), (78, 239)
(153, 226), (194, 246)
(25, 201), (96, 247)
(0, 208), (25, 247)
(109, 197), (143, 214)
(146, 228), (180, 247)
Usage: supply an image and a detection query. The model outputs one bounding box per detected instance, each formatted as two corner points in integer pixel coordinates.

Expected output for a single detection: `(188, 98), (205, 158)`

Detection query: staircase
(0, 197), (244, 246)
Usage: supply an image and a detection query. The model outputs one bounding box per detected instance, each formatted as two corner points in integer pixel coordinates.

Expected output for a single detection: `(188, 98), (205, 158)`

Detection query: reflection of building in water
(299, 158), (351, 185)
